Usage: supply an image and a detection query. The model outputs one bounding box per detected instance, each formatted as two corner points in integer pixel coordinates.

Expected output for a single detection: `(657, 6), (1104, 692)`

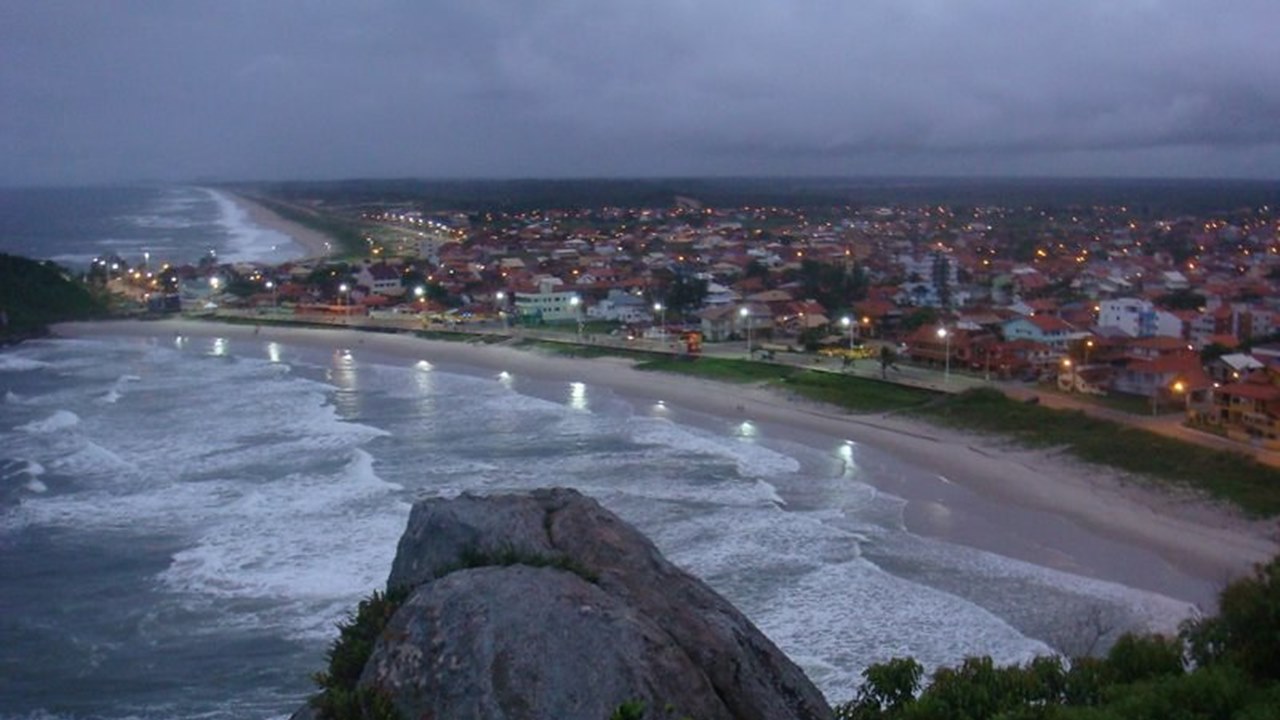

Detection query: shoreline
(48, 318), (1280, 610)
(227, 192), (335, 260)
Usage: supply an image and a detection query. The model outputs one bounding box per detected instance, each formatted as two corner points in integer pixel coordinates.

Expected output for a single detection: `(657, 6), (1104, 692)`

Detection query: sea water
(0, 185), (300, 268)
(0, 334), (1197, 719)
(0, 185), (1200, 718)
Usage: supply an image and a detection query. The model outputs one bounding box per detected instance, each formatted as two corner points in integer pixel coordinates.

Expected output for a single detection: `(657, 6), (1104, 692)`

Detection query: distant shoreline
(52, 318), (1280, 615)
(225, 192), (335, 261)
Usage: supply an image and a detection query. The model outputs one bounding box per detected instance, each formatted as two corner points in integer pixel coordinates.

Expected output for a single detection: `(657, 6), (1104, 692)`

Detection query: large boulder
(318, 488), (832, 719)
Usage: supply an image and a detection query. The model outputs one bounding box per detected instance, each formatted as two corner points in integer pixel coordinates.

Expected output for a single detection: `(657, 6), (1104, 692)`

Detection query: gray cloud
(3, 0), (1279, 184)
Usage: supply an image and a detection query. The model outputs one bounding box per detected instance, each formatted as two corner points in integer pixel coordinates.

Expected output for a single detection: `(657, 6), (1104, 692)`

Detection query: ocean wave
(158, 447), (407, 640)
(18, 410), (81, 434)
(0, 356), (50, 372)
(629, 415), (802, 479)
(205, 189), (299, 264)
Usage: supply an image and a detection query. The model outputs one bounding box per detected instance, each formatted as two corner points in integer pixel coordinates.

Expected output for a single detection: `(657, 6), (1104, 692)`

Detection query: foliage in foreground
(914, 388), (1280, 517)
(0, 253), (106, 339)
(310, 586), (410, 720)
(836, 556), (1280, 720)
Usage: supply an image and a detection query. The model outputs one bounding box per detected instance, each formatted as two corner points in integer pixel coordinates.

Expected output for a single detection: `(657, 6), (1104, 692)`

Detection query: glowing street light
(841, 315), (853, 348)
(569, 295), (583, 341)
(495, 290), (508, 330)
(265, 279), (277, 309)
(653, 301), (665, 339)
(936, 326), (950, 383)
(338, 283), (350, 317)
(740, 306), (753, 356)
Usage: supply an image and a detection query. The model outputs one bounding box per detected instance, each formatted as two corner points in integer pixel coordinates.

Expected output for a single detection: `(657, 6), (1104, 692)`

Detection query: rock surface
(313, 487), (833, 719)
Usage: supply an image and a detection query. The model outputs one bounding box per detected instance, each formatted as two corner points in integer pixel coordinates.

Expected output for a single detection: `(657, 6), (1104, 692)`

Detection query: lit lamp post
(413, 285), (426, 316)
(862, 315), (872, 339)
(653, 302), (665, 340)
(265, 280), (276, 310)
(740, 306), (752, 357)
(496, 290), (507, 330)
(338, 283), (350, 322)
(841, 315), (854, 348)
(570, 295), (583, 341)
(936, 326), (950, 383)
(1062, 357), (1074, 392)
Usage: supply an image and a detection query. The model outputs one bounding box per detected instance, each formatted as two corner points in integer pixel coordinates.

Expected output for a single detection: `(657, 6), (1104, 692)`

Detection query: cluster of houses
(101, 197), (1280, 447)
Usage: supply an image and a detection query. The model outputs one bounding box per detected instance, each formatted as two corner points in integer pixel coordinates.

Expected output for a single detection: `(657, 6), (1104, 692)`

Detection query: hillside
(0, 253), (106, 342)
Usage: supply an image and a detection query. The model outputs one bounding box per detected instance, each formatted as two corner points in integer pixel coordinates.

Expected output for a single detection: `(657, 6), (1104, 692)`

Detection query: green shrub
(310, 586), (410, 720)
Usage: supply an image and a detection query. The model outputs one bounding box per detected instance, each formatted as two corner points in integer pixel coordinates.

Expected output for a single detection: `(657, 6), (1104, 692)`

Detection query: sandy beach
(52, 319), (1280, 610)
(230, 193), (335, 259)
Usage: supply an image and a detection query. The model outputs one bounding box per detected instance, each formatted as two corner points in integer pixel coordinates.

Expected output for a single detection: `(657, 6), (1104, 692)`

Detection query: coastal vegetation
(835, 556), (1280, 720)
(0, 253), (106, 342)
(912, 388), (1280, 518)
(310, 586), (409, 720)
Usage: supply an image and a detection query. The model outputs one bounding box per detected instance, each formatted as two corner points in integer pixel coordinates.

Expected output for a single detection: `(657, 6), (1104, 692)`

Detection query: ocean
(1, 186), (1199, 718)
(0, 185), (303, 269)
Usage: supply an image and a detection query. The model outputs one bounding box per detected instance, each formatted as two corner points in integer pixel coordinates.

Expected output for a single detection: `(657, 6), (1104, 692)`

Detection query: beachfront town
(90, 195), (1280, 450)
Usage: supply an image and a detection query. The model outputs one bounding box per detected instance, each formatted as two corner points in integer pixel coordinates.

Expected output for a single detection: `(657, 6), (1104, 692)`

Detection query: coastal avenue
(206, 307), (1280, 468)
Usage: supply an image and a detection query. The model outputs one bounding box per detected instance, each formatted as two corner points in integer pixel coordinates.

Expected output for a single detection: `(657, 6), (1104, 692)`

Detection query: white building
(1097, 298), (1183, 338)
(515, 278), (582, 322)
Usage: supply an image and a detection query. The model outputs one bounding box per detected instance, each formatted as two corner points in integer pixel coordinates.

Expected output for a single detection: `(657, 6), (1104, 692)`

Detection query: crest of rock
(350, 487), (833, 720)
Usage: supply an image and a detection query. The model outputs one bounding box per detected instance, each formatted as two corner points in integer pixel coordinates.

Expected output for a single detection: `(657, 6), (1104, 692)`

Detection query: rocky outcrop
(308, 487), (833, 719)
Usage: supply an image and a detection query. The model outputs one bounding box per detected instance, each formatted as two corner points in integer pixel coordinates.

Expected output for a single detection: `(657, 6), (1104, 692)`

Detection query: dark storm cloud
(3, 0), (1279, 184)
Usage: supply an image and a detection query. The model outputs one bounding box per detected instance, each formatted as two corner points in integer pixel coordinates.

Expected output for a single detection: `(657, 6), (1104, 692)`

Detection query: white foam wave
(18, 410), (81, 433)
(24, 479), (47, 493)
(48, 440), (136, 476)
(629, 416), (802, 479)
(205, 189), (300, 264)
(0, 355), (50, 372)
(160, 448), (407, 640)
(96, 374), (141, 404)
(122, 214), (197, 230)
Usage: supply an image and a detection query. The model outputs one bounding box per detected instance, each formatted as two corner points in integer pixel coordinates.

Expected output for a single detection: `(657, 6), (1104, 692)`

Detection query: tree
(1158, 289), (1207, 311)
(1181, 556), (1280, 681)
(663, 272), (708, 316)
(879, 346), (897, 379)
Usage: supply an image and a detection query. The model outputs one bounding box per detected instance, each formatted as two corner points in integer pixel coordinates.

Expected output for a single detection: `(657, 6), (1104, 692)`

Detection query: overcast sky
(3, 1), (1280, 185)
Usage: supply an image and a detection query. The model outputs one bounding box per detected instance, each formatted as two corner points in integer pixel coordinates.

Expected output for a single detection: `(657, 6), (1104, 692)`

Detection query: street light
(570, 295), (583, 341)
(841, 315), (853, 348)
(338, 283), (350, 320)
(265, 280), (277, 310)
(740, 306), (752, 356)
(496, 290), (507, 330)
(653, 301), (665, 339)
(1062, 357), (1074, 392)
(936, 326), (950, 383)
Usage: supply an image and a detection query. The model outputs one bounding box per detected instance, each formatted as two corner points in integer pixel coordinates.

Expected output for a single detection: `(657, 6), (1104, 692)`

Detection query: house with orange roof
(1001, 314), (1079, 350)
(1196, 372), (1280, 448)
